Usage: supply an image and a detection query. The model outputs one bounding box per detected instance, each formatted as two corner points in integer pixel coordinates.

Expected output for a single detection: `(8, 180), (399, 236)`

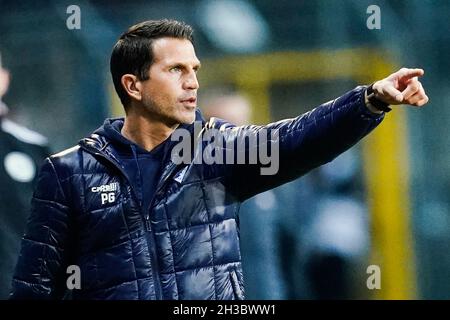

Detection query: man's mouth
(180, 97), (197, 107)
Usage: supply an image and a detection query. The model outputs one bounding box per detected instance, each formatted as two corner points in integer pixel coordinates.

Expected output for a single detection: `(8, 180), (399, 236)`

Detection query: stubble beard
(141, 94), (183, 128)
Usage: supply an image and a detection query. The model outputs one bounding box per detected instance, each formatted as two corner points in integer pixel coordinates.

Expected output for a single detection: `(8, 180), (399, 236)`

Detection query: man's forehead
(152, 37), (200, 65)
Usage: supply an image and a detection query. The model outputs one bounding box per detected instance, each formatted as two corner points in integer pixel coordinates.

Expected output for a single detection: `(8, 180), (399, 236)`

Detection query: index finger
(397, 68), (425, 80)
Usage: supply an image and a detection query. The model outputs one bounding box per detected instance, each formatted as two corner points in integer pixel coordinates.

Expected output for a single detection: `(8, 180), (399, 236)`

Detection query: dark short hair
(110, 19), (194, 107)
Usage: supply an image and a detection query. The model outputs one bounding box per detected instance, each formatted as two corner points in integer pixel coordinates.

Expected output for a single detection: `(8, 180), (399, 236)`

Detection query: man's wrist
(365, 84), (392, 114)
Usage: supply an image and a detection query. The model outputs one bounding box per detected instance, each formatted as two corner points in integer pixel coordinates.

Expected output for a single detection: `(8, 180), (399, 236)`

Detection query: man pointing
(11, 19), (428, 300)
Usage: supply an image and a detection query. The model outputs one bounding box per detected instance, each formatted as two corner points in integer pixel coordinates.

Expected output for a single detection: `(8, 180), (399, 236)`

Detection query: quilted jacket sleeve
(216, 86), (385, 201)
(10, 157), (72, 299)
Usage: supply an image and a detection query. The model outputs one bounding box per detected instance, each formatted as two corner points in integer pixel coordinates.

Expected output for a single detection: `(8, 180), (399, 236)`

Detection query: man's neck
(121, 111), (178, 152)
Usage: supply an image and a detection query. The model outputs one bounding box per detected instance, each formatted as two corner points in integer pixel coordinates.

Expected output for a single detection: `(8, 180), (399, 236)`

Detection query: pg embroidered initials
(101, 192), (115, 205)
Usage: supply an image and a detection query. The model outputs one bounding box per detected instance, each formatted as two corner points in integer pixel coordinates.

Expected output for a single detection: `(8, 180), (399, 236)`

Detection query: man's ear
(121, 74), (143, 102)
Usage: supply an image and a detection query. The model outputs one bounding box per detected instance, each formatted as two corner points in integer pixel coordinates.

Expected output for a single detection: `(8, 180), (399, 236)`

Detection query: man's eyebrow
(167, 61), (201, 70)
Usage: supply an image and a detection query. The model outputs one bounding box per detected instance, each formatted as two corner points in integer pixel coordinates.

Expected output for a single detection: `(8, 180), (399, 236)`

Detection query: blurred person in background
(299, 150), (371, 299)
(0, 51), (50, 299)
(10, 19), (428, 300)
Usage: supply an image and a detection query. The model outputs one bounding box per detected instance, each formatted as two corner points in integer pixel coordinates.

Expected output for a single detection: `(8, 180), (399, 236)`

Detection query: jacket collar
(79, 109), (205, 189)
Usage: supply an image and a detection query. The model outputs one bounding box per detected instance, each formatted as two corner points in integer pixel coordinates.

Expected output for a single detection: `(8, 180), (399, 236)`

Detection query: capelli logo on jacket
(91, 182), (120, 204)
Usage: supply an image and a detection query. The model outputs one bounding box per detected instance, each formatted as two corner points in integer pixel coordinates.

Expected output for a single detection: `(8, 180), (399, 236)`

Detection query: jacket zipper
(80, 144), (166, 300)
(144, 162), (177, 231)
(141, 210), (162, 300)
(142, 161), (179, 299)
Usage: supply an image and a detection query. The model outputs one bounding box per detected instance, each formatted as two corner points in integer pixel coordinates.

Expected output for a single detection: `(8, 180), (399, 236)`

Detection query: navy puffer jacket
(10, 86), (383, 299)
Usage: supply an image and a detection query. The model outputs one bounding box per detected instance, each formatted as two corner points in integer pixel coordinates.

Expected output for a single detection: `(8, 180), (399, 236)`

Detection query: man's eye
(170, 67), (182, 72)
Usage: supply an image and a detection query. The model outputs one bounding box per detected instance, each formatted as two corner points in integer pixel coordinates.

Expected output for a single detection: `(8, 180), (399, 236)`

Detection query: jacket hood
(94, 117), (132, 151)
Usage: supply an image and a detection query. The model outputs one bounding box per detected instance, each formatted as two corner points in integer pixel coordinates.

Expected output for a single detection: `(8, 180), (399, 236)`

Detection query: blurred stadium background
(0, 0), (449, 299)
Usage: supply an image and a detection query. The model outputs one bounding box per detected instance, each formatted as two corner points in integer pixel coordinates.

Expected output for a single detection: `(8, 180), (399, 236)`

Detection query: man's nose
(183, 71), (199, 90)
